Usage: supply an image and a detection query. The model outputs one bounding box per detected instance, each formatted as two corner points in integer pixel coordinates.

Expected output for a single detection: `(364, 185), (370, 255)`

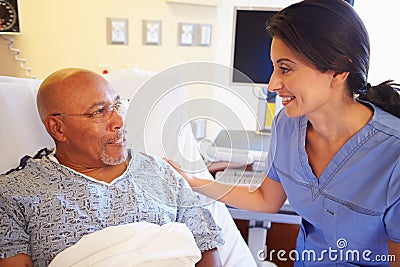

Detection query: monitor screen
(345, 0), (354, 6)
(231, 7), (281, 86)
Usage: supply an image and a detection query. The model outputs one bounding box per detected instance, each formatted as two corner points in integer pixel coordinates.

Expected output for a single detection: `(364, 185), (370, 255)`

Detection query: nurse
(168, 0), (400, 266)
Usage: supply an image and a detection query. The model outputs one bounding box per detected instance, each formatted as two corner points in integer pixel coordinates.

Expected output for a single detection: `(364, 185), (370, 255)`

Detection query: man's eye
(92, 107), (105, 116)
(115, 102), (122, 109)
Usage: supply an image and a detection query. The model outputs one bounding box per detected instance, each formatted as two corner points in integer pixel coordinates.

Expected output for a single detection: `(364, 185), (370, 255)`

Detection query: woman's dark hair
(266, 0), (400, 118)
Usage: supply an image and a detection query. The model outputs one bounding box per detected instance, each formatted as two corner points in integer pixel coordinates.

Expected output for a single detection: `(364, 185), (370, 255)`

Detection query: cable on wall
(0, 34), (35, 79)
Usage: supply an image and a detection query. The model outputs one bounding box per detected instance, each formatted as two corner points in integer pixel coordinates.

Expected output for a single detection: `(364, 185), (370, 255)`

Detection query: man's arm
(0, 254), (33, 267)
(196, 248), (222, 267)
(389, 239), (400, 267)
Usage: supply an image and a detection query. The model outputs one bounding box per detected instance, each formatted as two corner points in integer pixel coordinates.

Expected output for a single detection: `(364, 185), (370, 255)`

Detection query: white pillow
(0, 76), (54, 174)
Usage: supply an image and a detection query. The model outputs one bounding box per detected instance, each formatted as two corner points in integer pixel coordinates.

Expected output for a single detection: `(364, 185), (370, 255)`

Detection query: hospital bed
(0, 68), (278, 266)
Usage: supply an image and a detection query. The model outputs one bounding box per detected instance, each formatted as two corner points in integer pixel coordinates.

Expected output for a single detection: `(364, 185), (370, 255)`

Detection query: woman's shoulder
(369, 102), (400, 139)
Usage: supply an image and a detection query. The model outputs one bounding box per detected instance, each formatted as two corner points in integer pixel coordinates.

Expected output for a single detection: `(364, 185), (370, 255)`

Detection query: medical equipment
(0, 0), (21, 34)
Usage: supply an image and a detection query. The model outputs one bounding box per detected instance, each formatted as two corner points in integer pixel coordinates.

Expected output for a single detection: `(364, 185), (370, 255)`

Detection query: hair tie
(357, 83), (371, 95)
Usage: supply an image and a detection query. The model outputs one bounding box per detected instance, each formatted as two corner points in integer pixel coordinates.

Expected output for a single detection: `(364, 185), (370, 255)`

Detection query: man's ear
(44, 116), (66, 142)
(331, 71), (350, 87)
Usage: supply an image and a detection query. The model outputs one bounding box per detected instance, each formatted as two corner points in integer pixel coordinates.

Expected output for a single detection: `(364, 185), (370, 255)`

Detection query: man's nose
(109, 109), (125, 130)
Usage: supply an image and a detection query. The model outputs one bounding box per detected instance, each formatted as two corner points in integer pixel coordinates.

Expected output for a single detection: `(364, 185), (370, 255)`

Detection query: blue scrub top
(266, 101), (400, 266)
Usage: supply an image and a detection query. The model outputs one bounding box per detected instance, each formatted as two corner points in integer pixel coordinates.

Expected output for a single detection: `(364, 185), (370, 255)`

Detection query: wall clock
(0, 0), (20, 34)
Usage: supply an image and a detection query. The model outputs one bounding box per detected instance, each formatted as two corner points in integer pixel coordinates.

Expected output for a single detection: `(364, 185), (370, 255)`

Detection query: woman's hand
(164, 159), (196, 187)
(164, 159), (286, 212)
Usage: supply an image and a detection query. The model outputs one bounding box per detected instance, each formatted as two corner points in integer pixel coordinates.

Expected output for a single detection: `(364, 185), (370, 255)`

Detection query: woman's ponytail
(358, 80), (400, 118)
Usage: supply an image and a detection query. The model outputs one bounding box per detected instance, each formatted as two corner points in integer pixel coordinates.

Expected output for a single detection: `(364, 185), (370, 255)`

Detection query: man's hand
(196, 248), (222, 267)
(389, 239), (400, 267)
(0, 253), (33, 267)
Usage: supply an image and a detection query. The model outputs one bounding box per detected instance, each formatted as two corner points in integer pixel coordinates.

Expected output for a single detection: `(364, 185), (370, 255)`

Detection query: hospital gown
(266, 100), (400, 266)
(0, 149), (224, 266)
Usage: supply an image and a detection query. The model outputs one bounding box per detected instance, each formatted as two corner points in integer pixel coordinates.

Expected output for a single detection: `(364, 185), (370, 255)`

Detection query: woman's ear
(331, 71), (350, 87)
(44, 116), (66, 142)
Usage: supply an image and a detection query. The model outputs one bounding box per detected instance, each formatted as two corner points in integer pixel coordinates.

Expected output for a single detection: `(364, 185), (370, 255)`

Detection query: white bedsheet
(49, 222), (201, 267)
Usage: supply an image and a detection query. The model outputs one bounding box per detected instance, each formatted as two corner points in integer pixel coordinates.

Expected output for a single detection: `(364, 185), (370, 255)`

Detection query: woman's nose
(267, 70), (281, 93)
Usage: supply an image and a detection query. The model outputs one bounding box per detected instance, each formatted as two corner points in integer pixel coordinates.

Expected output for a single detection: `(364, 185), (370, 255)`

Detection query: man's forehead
(86, 95), (120, 110)
(67, 74), (115, 97)
(61, 75), (118, 110)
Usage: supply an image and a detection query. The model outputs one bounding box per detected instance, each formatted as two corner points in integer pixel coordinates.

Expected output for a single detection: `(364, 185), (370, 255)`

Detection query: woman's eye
(280, 67), (291, 74)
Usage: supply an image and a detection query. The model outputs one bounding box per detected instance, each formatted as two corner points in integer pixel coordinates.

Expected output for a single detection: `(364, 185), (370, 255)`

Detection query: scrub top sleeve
(265, 110), (282, 182)
(384, 160), (400, 243)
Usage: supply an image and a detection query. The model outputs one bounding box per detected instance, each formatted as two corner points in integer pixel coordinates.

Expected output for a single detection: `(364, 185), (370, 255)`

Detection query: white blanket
(49, 222), (201, 267)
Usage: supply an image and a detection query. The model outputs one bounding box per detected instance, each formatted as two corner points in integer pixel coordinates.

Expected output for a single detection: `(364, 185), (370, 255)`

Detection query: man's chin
(101, 145), (128, 166)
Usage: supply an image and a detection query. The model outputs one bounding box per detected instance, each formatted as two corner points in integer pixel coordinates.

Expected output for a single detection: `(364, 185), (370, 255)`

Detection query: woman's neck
(306, 99), (373, 142)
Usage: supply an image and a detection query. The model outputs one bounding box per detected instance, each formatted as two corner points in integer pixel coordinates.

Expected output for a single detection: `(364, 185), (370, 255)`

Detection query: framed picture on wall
(198, 24), (212, 46)
(178, 23), (196, 46)
(142, 20), (162, 45)
(107, 17), (129, 45)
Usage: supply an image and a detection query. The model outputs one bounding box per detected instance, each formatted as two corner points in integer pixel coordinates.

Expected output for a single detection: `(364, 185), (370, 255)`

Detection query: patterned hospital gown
(0, 149), (224, 266)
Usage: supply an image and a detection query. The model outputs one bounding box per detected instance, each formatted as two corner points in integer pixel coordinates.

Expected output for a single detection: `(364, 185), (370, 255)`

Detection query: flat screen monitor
(230, 1), (354, 86)
(231, 6), (281, 87)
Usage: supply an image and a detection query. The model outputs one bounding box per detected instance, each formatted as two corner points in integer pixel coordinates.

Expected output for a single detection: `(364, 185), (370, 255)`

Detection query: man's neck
(53, 152), (130, 183)
(80, 161), (128, 183)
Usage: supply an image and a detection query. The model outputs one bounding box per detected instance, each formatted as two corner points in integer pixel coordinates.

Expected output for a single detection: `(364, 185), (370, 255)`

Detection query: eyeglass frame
(50, 98), (130, 122)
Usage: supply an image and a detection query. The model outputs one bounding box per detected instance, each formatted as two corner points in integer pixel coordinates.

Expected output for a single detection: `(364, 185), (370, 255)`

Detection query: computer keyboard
(217, 168), (292, 208)
(215, 168), (265, 186)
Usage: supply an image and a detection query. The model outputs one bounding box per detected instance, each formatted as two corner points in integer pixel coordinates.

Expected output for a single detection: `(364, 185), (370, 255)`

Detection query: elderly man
(0, 68), (224, 267)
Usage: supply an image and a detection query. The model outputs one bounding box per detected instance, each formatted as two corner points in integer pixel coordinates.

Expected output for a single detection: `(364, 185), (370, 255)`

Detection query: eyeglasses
(51, 98), (130, 122)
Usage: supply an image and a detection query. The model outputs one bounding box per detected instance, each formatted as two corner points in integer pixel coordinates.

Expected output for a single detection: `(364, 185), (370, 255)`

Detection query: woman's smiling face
(268, 37), (335, 118)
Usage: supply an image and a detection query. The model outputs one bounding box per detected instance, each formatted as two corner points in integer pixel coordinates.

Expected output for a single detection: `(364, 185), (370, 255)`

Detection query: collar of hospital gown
(266, 101), (400, 266)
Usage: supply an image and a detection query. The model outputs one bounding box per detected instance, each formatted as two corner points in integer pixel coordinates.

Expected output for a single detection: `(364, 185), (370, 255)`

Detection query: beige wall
(0, 0), (217, 79)
(1, 0), (398, 138)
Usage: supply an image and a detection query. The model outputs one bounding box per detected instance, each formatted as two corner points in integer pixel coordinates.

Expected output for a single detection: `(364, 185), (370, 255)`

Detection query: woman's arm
(166, 160), (287, 213)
